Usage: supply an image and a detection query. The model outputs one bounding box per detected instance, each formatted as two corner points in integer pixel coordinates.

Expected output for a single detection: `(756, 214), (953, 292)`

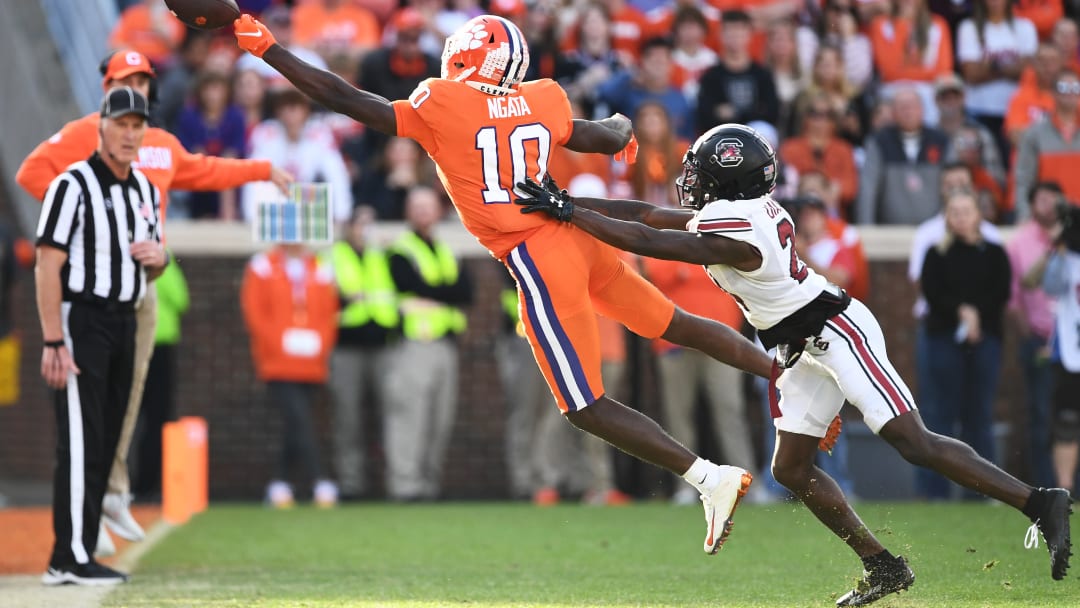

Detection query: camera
(1056, 202), (1080, 253)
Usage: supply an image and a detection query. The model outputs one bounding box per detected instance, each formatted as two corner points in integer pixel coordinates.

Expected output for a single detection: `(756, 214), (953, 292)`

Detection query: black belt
(67, 297), (136, 313)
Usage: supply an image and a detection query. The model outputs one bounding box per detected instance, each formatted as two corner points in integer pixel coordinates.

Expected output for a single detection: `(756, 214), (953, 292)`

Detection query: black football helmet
(675, 123), (778, 209)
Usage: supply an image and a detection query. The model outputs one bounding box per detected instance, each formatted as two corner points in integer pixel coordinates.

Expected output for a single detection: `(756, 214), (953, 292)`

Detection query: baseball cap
(391, 8), (425, 32)
(102, 50), (155, 85)
(935, 73), (965, 96)
(100, 86), (151, 120)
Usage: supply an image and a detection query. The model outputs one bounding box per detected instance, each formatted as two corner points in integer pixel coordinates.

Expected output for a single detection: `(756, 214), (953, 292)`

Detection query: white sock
(681, 458), (719, 495)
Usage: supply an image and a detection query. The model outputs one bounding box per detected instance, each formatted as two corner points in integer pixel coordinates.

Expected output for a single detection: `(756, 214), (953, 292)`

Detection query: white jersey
(687, 196), (830, 330)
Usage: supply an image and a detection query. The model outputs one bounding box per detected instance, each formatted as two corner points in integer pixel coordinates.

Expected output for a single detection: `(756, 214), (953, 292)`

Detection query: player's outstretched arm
(516, 178), (760, 269)
(575, 196), (695, 231)
(235, 15), (396, 135)
(573, 207), (760, 269)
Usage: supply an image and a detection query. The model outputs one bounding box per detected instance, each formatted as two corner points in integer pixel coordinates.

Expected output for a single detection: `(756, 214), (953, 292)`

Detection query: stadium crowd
(85, 0), (1080, 507)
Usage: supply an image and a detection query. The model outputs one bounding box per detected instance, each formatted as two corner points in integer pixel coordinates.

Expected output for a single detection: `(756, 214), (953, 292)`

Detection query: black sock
(1022, 488), (1048, 522)
(861, 549), (896, 571)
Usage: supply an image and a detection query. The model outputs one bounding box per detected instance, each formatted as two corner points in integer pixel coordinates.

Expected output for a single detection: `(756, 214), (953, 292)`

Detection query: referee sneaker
(36, 87), (165, 586)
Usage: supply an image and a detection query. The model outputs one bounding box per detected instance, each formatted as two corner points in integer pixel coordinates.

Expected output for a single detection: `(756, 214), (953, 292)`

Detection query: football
(164, 0), (240, 30)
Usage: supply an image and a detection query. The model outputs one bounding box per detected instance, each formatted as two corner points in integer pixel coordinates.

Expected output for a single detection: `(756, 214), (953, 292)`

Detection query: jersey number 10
(475, 124), (552, 204)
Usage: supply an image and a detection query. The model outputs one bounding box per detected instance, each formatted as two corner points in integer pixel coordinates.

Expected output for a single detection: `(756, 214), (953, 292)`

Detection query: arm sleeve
(35, 175), (81, 251)
(392, 82), (439, 154)
(170, 133), (272, 191)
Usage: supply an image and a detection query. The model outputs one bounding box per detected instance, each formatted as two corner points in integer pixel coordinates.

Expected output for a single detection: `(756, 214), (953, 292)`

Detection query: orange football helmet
(440, 14), (530, 96)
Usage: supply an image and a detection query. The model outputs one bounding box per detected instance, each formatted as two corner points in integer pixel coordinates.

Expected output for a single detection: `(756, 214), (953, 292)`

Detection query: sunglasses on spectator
(1057, 81), (1080, 95)
(807, 109), (834, 119)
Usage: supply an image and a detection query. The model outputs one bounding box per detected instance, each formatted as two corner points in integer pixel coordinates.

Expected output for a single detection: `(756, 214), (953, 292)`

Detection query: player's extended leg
(506, 234), (751, 553)
(771, 431), (883, 557)
(826, 300), (1073, 581)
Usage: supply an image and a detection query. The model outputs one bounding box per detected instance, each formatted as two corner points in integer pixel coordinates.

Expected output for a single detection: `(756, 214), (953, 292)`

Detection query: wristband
(44, 339), (65, 349)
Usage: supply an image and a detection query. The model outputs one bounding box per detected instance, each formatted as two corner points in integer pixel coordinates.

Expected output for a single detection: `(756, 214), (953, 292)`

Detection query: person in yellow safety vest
(382, 186), (473, 501)
(322, 205), (401, 500)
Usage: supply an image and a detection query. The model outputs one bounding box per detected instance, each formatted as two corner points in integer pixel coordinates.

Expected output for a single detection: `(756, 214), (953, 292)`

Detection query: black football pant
(50, 302), (135, 568)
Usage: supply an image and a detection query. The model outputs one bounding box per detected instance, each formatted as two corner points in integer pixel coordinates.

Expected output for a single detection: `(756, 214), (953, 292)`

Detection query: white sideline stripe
(62, 302), (88, 565)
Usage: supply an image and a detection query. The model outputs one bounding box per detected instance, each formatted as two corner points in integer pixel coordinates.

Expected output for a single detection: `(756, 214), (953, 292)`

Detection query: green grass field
(103, 501), (1076, 607)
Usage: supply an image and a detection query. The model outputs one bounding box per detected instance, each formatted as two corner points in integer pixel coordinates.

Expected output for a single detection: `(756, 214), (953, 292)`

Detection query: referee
(35, 87), (165, 586)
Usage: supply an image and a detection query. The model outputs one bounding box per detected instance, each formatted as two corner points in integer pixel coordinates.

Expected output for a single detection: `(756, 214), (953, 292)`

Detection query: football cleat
(1025, 488), (1073, 580)
(835, 555), (915, 607)
(441, 15), (529, 96)
(702, 466), (753, 554)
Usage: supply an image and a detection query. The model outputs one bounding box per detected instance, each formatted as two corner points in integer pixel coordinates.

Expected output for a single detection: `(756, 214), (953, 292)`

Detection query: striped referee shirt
(36, 152), (161, 304)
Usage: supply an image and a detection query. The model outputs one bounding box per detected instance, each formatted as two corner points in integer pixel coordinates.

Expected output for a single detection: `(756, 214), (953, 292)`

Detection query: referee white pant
(50, 301), (135, 568)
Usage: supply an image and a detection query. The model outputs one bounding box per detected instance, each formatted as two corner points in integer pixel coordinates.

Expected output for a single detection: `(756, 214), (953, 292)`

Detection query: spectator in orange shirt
(241, 243), (341, 508)
(644, 0), (723, 56)
(868, 0), (955, 122)
(1014, 68), (1080, 216)
(796, 171), (871, 301)
(291, 0), (381, 60)
(109, 0), (186, 67)
(780, 94), (859, 213)
(1007, 42), (1064, 142)
(561, 0), (650, 62)
(1014, 0), (1064, 40)
(1052, 17), (1080, 69)
(790, 195), (871, 318)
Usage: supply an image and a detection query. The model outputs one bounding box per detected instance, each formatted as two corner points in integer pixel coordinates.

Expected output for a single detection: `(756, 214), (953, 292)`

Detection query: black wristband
(43, 339), (65, 349)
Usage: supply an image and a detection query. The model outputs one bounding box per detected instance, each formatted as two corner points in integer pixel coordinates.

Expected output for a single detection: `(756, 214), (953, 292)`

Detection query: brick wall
(0, 256), (1031, 500)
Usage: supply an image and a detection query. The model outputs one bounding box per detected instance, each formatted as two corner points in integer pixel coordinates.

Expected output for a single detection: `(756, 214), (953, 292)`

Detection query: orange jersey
(16, 113), (271, 222)
(868, 15), (954, 83)
(393, 78), (574, 260)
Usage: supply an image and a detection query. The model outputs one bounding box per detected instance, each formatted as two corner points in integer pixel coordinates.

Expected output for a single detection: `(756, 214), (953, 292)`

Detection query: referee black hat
(100, 86), (150, 120)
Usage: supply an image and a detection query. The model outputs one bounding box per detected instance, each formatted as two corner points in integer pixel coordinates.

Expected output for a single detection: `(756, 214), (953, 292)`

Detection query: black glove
(515, 176), (574, 222)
